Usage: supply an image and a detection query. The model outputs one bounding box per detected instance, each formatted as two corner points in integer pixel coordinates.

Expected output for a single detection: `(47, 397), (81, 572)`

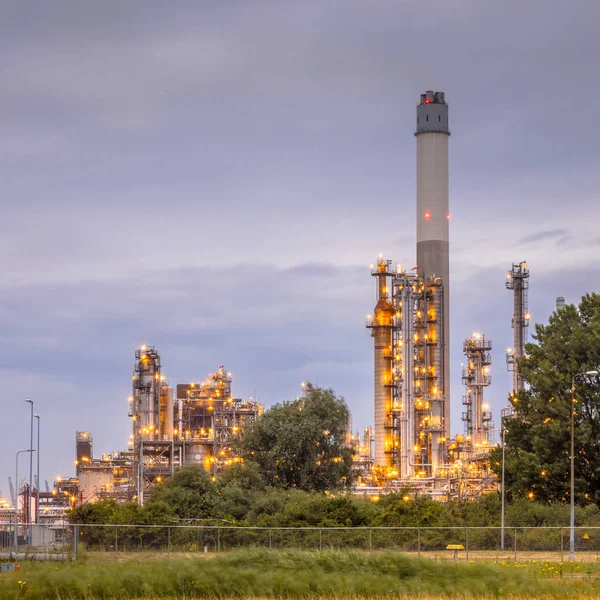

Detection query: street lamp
(25, 397), (34, 543)
(15, 449), (35, 553)
(34, 414), (40, 525)
(501, 427), (507, 550)
(570, 370), (598, 562)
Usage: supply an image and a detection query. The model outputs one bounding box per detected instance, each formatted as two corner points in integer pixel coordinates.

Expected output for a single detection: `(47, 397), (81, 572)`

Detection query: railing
(2, 524), (600, 562)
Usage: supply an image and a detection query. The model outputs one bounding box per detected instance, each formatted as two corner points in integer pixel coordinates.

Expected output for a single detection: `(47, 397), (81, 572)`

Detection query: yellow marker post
(446, 544), (465, 561)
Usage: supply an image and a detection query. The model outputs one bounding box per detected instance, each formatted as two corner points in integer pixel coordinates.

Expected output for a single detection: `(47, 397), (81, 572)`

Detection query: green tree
(239, 387), (355, 491)
(216, 462), (266, 522)
(147, 465), (219, 520)
(490, 294), (600, 504)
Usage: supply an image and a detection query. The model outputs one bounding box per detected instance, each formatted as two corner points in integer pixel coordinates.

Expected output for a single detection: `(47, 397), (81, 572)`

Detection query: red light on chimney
(446, 213), (451, 221)
(425, 99), (430, 104)
(424, 211), (431, 220)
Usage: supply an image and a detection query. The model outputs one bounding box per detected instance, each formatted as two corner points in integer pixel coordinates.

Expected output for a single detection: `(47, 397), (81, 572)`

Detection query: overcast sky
(1, 0), (599, 494)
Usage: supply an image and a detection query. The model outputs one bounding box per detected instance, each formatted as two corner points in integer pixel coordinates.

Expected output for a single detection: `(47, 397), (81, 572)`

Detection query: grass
(1, 549), (600, 599)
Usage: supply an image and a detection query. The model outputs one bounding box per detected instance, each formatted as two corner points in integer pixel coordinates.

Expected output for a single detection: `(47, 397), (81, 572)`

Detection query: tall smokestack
(415, 90), (450, 439)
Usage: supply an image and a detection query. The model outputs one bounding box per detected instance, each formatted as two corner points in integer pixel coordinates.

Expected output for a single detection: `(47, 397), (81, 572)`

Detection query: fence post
(168, 526), (171, 552)
(73, 525), (79, 561)
(514, 528), (517, 562)
(319, 528), (322, 551)
(369, 528), (372, 552)
(418, 527), (421, 557)
(561, 527), (564, 562)
(465, 527), (469, 561)
(115, 525), (118, 554)
(217, 527), (221, 553)
(269, 529), (272, 550)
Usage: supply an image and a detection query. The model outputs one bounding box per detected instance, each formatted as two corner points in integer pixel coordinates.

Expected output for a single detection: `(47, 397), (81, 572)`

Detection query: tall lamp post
(570, 370), (598, 562)
(34, 414), (40, 525)
(501, 426), (507, 550)
(25, 397), (34, 543)
(15, 449), (34, 553)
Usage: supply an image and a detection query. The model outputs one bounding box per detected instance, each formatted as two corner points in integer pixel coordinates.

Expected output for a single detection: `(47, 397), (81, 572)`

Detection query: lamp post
(34, 414), (40, 525)
(570, 370), (598, 562)
(25, 397), (34, 543)
(501, 426), (507, 550)
(15, 449), (34, 553)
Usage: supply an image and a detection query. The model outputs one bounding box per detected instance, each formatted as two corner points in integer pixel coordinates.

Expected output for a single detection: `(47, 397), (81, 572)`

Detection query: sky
(1, 0), (600, 495)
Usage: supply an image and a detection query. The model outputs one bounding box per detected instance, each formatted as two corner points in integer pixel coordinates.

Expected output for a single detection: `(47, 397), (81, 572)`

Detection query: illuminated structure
(506, 261), (530, 393)
(176, 367), (261, 474)
(364, 92), (498, 498)
(50, 348), (262, 506)
(367, 256), (446, 480)
(367, 258), (395, 468)
(461, 334), (493, 453)
(366, 91), (451, 480)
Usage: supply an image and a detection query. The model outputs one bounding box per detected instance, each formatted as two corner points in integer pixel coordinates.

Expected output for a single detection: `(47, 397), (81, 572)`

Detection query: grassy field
(1, 549), (600, 599)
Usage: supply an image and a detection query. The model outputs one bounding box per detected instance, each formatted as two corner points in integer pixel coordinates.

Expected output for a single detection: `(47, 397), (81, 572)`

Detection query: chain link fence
(2, 523), (600, 561)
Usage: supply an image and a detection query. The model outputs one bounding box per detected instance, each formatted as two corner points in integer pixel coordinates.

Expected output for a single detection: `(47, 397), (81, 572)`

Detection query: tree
(490, 294), (600, 504)
(147, 465), (220, 520)
(215, 462), (266, 522)
(239, 387), (355, 491)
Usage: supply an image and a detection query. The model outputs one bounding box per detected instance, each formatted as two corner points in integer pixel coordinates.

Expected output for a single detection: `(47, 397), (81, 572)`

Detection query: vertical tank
(461, 334), (493, 451)
(160, 384), (174, 441)
(366, 257), (395, 468)
(132, 346), (161, 441)
(415, 90), (450, 440)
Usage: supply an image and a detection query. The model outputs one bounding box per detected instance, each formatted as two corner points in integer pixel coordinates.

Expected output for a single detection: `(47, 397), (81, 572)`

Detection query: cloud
(518, 229), (570, 244)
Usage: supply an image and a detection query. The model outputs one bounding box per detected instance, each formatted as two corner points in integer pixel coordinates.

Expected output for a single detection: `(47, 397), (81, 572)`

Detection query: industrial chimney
(415, 90), (450, 437)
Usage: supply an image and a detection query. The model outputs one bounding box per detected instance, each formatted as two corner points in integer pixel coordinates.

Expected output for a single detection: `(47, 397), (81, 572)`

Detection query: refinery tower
(367, 91), (451, 479)
(416, 91), (450, 435)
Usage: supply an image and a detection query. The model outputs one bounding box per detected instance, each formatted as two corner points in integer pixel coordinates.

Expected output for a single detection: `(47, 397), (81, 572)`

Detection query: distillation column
(394, 271), (417, 478)
(367, 257), (395, 468)
(506, 262), (530, 393)
(131, 346), (162, 441)
(461, 334), (493, 453)
(415, 90), (450, 440)
(425, 278), (445, 473)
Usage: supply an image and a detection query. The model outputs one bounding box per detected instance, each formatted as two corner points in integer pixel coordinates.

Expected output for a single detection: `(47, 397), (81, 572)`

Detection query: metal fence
(2, 524), (600, 561)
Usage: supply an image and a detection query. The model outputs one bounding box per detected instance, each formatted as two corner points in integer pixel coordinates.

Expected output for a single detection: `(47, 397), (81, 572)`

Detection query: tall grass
(0, 549), (598, 599)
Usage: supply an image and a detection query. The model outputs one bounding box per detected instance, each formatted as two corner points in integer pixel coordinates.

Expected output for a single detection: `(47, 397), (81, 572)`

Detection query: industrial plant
(1, 91), (541, 535)
(0, 357), (262, 536)
(363, 91), (532, 498)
